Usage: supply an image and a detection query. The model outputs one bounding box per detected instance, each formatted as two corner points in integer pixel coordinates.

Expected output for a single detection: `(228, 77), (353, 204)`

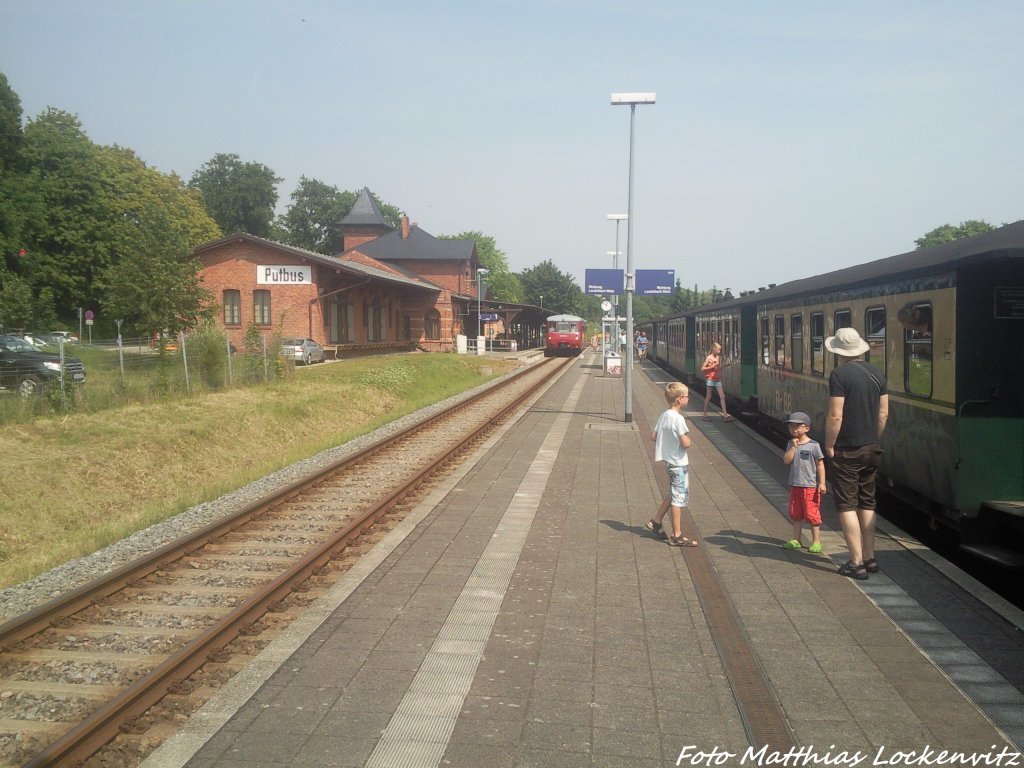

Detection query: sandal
(644, 519), (667, 539)
(864, 558), (880, 573)
(782, 539), (802, 550)
(668, 535), (699, 547)
(723, 415), (734, 422)
(838, 561), (868, 580)
(702, 416), (713, 422)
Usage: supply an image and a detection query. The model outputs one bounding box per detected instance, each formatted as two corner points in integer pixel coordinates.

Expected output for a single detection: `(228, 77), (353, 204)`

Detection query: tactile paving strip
(364, 375), (588, 768)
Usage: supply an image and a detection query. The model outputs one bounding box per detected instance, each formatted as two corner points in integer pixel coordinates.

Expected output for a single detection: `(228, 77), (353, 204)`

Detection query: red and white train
(543, 314), (586, 357)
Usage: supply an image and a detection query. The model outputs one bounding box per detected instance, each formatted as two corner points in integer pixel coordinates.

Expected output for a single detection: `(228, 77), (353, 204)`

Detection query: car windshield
(283, 339), (303, 346)
(1, 335), (35, 351)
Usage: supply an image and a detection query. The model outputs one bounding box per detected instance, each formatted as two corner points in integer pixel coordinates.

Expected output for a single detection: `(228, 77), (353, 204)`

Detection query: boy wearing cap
(782, 411), (827, 553)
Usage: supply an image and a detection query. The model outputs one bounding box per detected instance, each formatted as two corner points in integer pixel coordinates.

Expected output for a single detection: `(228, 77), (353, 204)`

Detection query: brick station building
(194, 188), (496, 356)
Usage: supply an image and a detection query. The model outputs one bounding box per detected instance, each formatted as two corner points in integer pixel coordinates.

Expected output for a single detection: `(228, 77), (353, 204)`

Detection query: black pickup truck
(0, 334), (86, 395)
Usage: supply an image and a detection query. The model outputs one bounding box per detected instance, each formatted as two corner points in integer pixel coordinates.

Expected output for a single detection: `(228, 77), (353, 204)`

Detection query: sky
(1, 0), (1022, 294)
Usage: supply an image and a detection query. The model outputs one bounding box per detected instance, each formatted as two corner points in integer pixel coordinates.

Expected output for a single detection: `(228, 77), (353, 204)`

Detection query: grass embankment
(0, 354), (516, 589)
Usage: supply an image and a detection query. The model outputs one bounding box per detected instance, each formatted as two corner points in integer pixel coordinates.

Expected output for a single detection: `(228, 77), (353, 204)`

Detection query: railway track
(0, 356), (572, 767)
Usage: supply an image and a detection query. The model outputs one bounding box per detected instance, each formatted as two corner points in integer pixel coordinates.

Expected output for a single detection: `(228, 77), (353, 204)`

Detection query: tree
(440, 230), (522, 303)
(0, 272), (32, 329)
(0, 72), (22, 174)
(189, 153), (282, 238)
(517, 260), (583, 315)
(96, 156), (220, 336)
(276, 177), (355, 253)
(915, 220), (996, 249)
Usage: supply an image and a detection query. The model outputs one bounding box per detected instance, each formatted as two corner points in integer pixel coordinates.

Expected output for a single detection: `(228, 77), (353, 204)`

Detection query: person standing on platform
(636, 331), (648, 361)
(646, 382), (699, 547)
(824, 327), (889, 580)
(701, 342), (733, 422)
(781, 411), (826, 553)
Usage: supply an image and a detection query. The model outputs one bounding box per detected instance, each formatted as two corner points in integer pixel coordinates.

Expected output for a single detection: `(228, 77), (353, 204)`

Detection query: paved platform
(145, 352), (1024, 768)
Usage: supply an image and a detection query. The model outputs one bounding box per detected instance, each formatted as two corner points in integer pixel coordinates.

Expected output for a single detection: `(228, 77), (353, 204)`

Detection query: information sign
(585, 268), (624, 295)
(636, 269), (675, 295)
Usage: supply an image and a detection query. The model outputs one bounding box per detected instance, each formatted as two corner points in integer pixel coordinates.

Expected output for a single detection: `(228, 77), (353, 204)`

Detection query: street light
(606, 216), (627, 353)
(539, 295), (543, 310)
(477, 268), (489, 347)
(611, 91), (655, 423)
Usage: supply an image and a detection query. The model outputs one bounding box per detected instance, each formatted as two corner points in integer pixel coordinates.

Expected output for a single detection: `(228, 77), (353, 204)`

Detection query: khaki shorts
(830, 444), (882, 512)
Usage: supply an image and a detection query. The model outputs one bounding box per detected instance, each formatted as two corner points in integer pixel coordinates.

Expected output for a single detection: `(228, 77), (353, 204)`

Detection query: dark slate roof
(341, 187), (394, 229)
(701, 219), (1024, 312)
(346, 225), (476, 263)
(193, 233), (437, 292)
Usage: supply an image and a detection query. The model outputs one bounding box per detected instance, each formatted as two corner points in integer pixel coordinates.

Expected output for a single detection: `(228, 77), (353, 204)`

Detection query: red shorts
(788, 487), (822, 525)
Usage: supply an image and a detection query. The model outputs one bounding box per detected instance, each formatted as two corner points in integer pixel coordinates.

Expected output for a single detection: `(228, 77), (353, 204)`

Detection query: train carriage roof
(707, 219), (1024, 312)
(546, 314), (585, 322)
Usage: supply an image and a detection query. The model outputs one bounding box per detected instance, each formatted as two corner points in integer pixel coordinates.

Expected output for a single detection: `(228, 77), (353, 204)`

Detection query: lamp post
(607, 214), (627, 354)
(477, 268), (489, 353)
(539, 295), (543, 310)
(611, 91), (655, 423)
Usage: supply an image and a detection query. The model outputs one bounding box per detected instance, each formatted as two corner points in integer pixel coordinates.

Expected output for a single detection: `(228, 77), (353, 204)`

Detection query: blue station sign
(636, 269), (675, 295)
(585, 268), (624, 295)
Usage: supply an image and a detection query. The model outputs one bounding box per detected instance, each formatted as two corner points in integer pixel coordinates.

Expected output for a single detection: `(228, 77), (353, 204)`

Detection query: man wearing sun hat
(824, 327), (889, 581)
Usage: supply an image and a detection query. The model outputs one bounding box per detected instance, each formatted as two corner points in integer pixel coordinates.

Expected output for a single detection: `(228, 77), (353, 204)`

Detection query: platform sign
(480, 313), (499, 321)
(585, 268), (624, 295)
(636, 269), (675, 295)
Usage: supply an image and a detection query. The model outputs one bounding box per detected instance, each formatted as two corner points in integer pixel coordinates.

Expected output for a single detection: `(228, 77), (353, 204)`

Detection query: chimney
(401, 215), (410, 239)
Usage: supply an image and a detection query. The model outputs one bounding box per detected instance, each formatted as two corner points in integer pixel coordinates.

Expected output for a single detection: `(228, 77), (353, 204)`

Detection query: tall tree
(189, 153), (281, 238)
(96, 187), (218, 336)
(277, 177), (355, 253)
(440, 230), (522, 303)
(517, 260), (582, 315)
(0, 72), (22, 174)
(915, 220), (996, 249)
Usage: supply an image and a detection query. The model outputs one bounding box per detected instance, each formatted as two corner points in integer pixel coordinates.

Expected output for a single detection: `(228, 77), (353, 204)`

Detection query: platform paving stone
(154, 354), (1024, 768)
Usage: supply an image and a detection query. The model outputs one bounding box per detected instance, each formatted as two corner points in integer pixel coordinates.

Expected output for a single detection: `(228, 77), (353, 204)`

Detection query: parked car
(0, 334), (86, 395)
(282, 338), (325, 365)
(35, 332), (75, 347)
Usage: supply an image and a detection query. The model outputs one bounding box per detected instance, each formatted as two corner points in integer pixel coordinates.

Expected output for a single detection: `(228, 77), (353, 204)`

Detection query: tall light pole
(607, 214), (627, 354)
(477, 268), (489, 353)
(611, 91), (655, 423)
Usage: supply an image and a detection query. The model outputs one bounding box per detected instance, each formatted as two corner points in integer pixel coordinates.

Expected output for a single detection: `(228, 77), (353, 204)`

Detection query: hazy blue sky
(2, 1), (1021, 293)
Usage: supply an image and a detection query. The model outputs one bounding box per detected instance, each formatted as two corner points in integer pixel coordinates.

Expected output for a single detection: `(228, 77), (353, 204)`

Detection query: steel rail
(0, 359), (553, 648)
(15, 356), (569, 767)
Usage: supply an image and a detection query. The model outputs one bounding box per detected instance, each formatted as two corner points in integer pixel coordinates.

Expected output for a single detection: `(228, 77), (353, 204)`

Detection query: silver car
(283, 338), (325, 365)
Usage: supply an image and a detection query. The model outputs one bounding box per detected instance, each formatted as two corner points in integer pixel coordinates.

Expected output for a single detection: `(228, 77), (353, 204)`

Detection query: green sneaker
(783, 539), (802, 550)
(808, 542), (823, 554)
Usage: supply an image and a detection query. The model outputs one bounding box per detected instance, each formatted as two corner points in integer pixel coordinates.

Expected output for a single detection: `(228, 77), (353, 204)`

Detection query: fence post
(117, 329), (125, 388)
(180, 331), (191, 394)
(226, 337), (233, 386)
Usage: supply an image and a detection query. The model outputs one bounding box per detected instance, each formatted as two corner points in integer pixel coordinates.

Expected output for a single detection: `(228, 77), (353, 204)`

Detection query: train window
(790, 314), (803, 372)
(774, 315), (785, 367)
(865, 307), (886, 375)
(760, 317), (770, 365)
(810, 312), (824, 376)
(833, 310), (852, 368)
(901, 303), (932, 397)
(731, 318), (739, 361)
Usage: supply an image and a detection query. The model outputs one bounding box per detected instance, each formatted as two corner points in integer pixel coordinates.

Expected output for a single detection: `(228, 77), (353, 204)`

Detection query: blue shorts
(666, 464), (689, 507)
(706, 379), (722, 388)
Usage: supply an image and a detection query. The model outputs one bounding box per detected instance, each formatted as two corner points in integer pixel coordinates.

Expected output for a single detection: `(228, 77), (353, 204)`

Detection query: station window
(223, 290), (241, 326)
(865, 307), (886, 374)
(833, 309), (851, 369)
(900, 303), (932, 397)
(369, 298), (384, 341)
(253, 290), (271, 326)
(790, 314), (803, 372)
(773, 315), (785, 367)
(425, 309), (441, 340)
(810, 312), (824, 376)
(330, 299), (352, 343)
(760, 317), (770, 366)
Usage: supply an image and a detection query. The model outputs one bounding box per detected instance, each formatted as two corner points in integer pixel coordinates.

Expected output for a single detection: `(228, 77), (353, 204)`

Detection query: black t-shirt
(828, 361), (887, 448)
